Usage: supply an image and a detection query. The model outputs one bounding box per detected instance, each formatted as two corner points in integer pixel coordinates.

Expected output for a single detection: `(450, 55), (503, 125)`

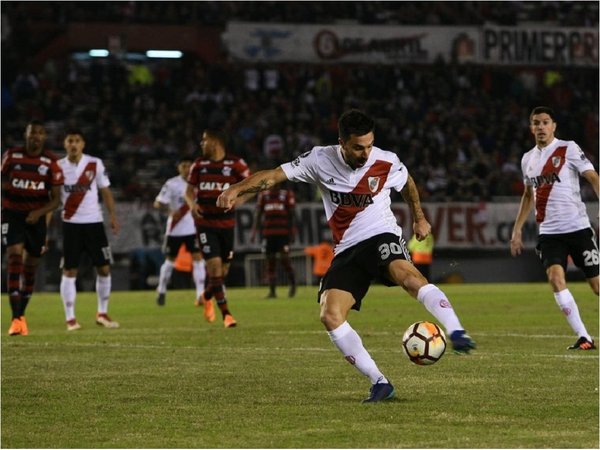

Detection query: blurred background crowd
(2, 1), (599, 204)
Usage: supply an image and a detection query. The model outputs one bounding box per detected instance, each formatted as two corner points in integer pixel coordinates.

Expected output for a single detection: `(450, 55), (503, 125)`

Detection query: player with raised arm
(1, 121), (64, 336)
(217, 109), (475, 402)
(185, 128), (250, 328)
(511, 106), (599, 350)
(58, 129), (120, 331)
(154, 157), (206, 306)
(251, 185), (297, 298)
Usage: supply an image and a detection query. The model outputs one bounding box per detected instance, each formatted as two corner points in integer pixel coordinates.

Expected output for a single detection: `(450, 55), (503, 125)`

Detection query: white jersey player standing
(511, 106), (599, 351)
(153, 158), (206, 306)
(217, 109), (475, 403)
(58, 129), (120, 331)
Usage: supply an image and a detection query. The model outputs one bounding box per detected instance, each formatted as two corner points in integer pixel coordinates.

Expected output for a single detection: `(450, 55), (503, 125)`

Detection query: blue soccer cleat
(362, 382), (395, 403)
(450, 330), (476, 354)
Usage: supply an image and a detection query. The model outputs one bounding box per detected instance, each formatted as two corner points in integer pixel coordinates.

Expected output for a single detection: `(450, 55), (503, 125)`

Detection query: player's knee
(546, 267), (566, 291)
(319, 292), (350, 330)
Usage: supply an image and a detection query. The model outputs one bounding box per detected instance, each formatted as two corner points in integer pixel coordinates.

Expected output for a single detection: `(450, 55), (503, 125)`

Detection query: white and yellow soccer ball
(402, 321), (447, 365)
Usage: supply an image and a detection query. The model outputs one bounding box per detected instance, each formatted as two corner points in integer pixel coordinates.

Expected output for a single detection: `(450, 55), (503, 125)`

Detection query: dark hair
(338, 109), (375, 141)
(204, 128), (227, 147)
(64, 128), (85, 140)
(177, 156), (193, 165)
(27, 119), (45, 128)
(529, 106), (556, 122)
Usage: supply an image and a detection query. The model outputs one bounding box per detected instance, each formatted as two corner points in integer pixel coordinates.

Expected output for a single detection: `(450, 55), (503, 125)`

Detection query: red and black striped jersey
(187, 154), (250, 229)
(1, 147), (64, 213)
(256, 189), (295, 237)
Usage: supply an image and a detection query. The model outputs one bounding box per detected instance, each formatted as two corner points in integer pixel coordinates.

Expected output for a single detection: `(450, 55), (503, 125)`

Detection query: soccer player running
(58, 129), (120, 331)
(1, 121), (64, 336)
(217, 109), (476, 402)
(251, 185), (297, 298)
(185, 128), (250, 328)
(154, 157), (206, 306)
(511, 106), (599, 350)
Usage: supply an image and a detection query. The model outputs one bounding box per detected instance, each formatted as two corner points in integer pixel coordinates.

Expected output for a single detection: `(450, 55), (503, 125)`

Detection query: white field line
(3, 340), (598, 359)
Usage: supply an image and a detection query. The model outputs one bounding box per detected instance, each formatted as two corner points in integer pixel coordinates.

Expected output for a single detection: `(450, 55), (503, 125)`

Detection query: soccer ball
(402, 321), (447, 365)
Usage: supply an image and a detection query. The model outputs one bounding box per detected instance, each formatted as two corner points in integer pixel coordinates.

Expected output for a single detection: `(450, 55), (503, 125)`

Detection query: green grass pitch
(2, 283), (598, 448)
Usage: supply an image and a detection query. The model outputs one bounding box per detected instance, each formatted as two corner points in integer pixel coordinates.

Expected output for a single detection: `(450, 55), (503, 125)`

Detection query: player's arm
(400, 175), (431, 241)
(510, 184), (534, 257)
(184, 183), (203, 219)
(217, 167), (288, 211)
(26, 185), (62, 224)
(582, 170), (599, 198)
(100, 187), (120, 234)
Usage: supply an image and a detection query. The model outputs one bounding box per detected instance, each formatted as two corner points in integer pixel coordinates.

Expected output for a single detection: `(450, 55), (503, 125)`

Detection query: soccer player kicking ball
(217, 110), (476, 402)
(511, 106), (599, 351)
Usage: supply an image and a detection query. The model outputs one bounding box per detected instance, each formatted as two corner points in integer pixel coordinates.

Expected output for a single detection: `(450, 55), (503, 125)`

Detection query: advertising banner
(481, 26), (598, 67)
(223, 22), (597, 67)
(223, 22), (478, 64)
(102, 202), (599, 253)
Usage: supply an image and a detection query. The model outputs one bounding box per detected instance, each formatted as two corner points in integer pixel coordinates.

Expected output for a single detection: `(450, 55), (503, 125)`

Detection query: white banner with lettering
(223, 22), (478, 64)
(104, 202), (598, 253)
(222, 23), (597, 67)
(481, 26), (598, 66)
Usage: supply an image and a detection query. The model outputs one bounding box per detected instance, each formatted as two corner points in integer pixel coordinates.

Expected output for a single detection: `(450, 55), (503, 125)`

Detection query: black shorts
(197, 227), (234, 263)
(163, 234), (201, 258)
(318, 233), (410, 311)
(536, 227), (599, 279)
(62, 222), (112, 269)
(263, 235), (291, 254)
(1, 209), (47, 257)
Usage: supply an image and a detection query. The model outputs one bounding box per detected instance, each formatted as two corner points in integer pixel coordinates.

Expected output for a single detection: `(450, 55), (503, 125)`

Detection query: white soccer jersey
(155, 175), (196, 236)
(521, 138), (594, 234)
(58, 154), (110, 224)
(281, 145), (408, 255)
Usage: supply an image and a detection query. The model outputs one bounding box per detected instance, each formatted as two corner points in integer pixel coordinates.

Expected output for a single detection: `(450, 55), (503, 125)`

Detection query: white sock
(158, 259), (174, 294)
(554, 289), (591, 341)
(328, 321), (388, 385)
(96, 275), (111, 314)
(192, 260), (206, 298)
(60, 275), (77, 321)
(417, 284), (463, 335)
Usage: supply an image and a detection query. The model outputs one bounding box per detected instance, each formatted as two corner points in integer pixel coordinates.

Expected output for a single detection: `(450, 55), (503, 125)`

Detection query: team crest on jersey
(368, 176), (380, 193)
(222, 166), (232, 177)
(551, 156), (562, 167)
(38, 165), (49, 176)
(85, 170), (96, 181)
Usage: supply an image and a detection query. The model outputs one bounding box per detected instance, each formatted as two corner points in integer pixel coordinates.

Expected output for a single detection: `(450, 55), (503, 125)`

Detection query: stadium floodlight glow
(89, 49), (109, 57)
(146, 50), (183, 59)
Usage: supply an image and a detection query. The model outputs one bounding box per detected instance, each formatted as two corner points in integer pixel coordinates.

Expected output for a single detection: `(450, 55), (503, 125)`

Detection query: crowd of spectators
(2, 2), (598, 204)
(3, 1), (598, 27)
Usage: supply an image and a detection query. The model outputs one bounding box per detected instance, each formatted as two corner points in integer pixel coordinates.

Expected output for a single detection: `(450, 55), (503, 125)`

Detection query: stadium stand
(2, 1), (598, 204)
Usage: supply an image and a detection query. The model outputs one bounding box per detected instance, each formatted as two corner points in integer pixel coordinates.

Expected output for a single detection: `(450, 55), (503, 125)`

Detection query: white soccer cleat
(96, 313), (120, 328)
(66, 319), (82, 331)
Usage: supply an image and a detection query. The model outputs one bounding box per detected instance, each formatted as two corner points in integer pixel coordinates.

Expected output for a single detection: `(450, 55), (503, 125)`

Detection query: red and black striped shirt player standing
(1, 121), (64, 336)
(185, 128), (250, 328)
(251, 186), (297, 298)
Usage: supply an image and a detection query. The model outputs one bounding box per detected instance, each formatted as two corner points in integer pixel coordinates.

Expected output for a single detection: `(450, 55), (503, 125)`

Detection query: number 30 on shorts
(378, 241), (404, 260)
